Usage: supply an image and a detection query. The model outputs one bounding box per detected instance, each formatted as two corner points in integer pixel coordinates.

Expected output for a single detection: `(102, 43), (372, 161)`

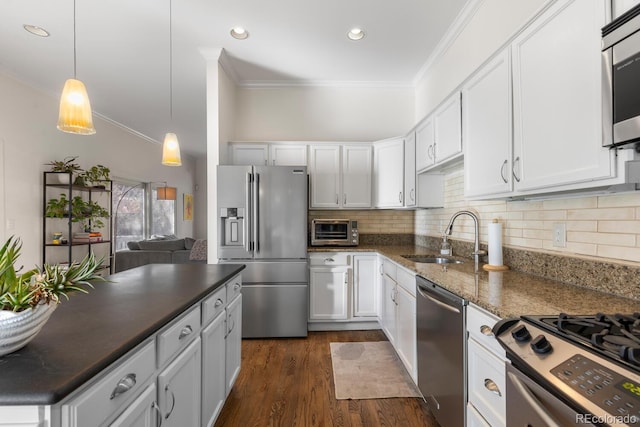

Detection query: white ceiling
(0, 0), (469, 157)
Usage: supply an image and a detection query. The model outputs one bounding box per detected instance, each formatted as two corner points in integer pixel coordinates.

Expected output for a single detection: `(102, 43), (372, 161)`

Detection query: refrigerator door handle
(245, 172), (252, 253)
(253, 172), (260, 253)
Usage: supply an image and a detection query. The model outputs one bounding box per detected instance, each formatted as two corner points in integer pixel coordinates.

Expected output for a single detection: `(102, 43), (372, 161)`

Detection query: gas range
(494, 313), (640, 426)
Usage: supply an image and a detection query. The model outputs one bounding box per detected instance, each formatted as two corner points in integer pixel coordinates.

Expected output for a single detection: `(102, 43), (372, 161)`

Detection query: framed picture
(183, 193), (193, 221)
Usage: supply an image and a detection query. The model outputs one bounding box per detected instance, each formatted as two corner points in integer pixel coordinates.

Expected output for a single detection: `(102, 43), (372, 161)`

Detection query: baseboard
(308, 321), (381, 331)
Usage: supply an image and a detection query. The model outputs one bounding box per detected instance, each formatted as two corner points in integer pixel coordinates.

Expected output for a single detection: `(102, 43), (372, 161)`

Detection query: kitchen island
(0, 263), (245, 426)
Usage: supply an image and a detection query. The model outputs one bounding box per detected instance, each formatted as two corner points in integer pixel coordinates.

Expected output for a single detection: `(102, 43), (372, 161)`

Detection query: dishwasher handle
(416, 277), (465, 309)
(417, 286), (461, 314)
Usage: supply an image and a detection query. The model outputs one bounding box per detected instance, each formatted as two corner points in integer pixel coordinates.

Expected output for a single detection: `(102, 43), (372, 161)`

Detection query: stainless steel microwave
(602, 4), (640, 148)
(310, 219), (359, 246)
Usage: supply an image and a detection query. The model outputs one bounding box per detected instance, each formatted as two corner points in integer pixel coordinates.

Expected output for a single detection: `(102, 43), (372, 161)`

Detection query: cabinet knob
(110, 373), (137, 400)
(178, 325), (193, 340)
(484, 378), (502, 397)
(480, 325), (494, 337)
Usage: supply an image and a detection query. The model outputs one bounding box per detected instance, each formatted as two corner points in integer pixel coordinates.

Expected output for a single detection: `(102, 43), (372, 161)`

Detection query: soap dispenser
(440, 235), (451, 256)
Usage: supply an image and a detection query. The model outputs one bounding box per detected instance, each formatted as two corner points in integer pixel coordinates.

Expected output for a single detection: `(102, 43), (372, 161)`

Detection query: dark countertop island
(0, 263), (244, 406)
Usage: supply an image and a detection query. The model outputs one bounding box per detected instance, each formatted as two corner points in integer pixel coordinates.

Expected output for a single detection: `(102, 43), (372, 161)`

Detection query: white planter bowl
(0, 303), (57, 356)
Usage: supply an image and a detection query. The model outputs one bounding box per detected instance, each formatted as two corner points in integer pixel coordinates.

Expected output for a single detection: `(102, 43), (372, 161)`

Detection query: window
(113, 181), (176, 251)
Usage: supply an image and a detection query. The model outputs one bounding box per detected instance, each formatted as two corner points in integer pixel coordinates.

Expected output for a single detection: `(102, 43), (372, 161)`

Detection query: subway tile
(568, 231), (636, 247)
(597, 192), (640, 208)
(542, 197), (597, 210)
(567, 208), (635, 220)
(598, 220), (640, 234)
(597, 245), (640, 262)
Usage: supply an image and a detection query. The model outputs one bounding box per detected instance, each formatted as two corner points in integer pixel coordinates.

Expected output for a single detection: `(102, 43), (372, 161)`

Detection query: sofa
(114, 237), (207, 273)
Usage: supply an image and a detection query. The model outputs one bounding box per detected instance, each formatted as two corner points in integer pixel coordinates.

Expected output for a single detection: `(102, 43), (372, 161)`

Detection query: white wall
(234, 85), (414, 141)
(414, 0), (548, 121)
(0, 72), (196, 268)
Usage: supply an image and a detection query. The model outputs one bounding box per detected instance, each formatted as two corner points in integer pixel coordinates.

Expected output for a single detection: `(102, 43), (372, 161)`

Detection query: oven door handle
(507, 371), (563, 426)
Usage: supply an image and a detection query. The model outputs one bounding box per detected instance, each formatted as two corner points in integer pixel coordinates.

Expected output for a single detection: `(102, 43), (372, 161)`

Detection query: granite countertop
(0, 263), (244, 406)
(309, 245), (639, 318)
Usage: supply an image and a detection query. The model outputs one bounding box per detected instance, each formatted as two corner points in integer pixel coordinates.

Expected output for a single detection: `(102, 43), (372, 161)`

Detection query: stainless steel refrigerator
(217, 165), (308, 338)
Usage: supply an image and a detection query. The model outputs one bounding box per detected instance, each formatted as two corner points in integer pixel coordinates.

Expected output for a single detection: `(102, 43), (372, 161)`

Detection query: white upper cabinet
(464, 49), (513, 198)
(229, 143), (307, 166)
(404, 131), (417, 207)
(415, 92), (462, 173)
(342, 145), (373, 208)
(511, 0), (612, 192)
(230, 143), (269, 165)
(269, 144), (307, 166)
(309, 144), (372, 209)
(373, 137), (405, 208)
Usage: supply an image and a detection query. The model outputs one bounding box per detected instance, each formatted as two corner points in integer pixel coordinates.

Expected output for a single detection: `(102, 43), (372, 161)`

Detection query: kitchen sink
(401, 255), (464, 264)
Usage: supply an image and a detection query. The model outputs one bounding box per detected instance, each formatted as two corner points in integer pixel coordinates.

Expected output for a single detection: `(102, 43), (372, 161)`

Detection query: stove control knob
(530, 335), (553, 354)
(511, 324), (531, 342)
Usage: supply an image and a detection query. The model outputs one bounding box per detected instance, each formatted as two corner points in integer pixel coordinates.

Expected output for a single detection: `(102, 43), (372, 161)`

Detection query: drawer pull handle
(325, 258), (335, 263)
(480, 325), (494, 337)
(151, 401), (163, 427)
(164, 384), (176, 419)
(484, 378), (502, 397)
(214, 298), (223, 308)
(110, 373), (137, 400)
(178, 325), (193, 340)
(233, 283), (241, 290)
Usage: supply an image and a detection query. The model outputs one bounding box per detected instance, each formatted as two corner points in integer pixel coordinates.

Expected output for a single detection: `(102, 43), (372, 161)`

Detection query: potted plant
(77, 165), (111, 188)
(44, 156), (84, 185)
(45, 195), (110, 231)
(0, 236), (105, 356)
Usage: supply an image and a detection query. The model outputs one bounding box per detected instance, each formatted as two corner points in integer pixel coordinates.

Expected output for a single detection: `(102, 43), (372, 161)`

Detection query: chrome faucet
(443, 210), (487, 270)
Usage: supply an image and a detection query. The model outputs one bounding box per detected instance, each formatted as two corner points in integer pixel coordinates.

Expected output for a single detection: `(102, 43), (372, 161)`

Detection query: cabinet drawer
(157, 305), (201, 367)
(62, 341), (156, 427)
(468, 338), (506, 427)
(467, 304), (505, 358)
(202, 286), (226, 326)
(396, 266), (415, 296)
(308, 252), (351, 266)
(381, 257), (396, 280)
(226, 274), (242, 302)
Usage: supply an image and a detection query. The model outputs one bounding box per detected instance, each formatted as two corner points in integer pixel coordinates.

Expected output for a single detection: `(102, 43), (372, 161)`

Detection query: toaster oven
(310, 219), (359, 246)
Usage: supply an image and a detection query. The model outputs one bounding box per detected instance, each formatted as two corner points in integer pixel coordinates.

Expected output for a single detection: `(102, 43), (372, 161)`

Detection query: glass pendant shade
(156, 186), (177, 200)
(57, 78), (96, 135)
(162, 132), (182, 166)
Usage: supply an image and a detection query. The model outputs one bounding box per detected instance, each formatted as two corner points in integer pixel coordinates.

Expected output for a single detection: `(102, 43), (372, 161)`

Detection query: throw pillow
(189, 239), (207, 261)
(127, 241), (141, 250)
(185, 237), (196, 250)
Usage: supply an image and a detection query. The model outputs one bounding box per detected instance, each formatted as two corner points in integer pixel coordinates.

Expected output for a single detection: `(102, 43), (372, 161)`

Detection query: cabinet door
(353, 255), (378, 318)
(374, 138), (404, 208)
(512, 0), (611, 191)
(157, 338), (201, 427)
(433, 91), (462, 164)
(415, 116), (435, 172)
(230, 143), (269, 165)
(201, 312), (226, 427)
(270, 144), (307, 166)
(309, 145), (341, 208)
(110, 384), (158, 427)
(342, 145), (372, 208)
(468, 339), (506, 427)
(381, 274), (397, 345)
(225, 294), (242, 395)
(395, 285), (416, 383)
(309, 267), (348, 320)
(404, 131), (417, 207)
(464, 49), (513, 198)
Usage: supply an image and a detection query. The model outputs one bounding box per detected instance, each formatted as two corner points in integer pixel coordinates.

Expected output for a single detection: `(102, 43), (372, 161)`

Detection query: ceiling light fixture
(230, 27), (249, 40)
(162, 0), (182, 166)
(23, 24), (50, 37)
(57, 0), (96, 135)
(347, 28), (365, 41)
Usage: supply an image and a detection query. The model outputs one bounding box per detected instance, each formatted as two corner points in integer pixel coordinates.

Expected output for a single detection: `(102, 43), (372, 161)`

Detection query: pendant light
(162, 0), (182, 166)
(57, 0), (96, 135)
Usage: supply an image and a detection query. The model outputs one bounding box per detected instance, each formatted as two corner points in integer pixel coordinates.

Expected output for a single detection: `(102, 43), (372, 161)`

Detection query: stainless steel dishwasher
(416, 276), (467, 427)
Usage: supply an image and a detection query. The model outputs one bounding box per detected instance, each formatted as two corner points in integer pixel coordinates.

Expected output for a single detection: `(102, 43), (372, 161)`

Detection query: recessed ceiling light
(23, 24), (50, 37)
(347, 28), (365, 41)
(230, 27), (249, 40)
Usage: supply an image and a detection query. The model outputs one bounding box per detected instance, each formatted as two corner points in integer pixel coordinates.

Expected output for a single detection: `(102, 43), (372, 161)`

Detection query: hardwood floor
(214, 330), (440, 427)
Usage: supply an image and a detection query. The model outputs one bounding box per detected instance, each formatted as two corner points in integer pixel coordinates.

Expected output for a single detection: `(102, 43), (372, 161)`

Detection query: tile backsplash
(310, 165), (640, 266)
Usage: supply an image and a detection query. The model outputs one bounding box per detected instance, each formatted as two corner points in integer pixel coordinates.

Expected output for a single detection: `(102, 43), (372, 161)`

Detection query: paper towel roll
(488, 220), (503, 266)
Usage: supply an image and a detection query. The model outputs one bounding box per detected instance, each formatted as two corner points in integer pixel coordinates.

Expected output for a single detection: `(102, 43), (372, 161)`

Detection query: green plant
(0, 236), (105, 312)
(78, 165), (110, 188)
(44, 156), (84, 175)
(45, 194), (110, 230)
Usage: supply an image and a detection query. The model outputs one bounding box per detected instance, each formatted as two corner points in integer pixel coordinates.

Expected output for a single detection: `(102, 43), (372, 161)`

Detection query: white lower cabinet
(309, 264), (349, 320)
(225, 294), (242, 395)
(201, 312), (226, 427)
(353, 254), (378, 318)
(380, 260), (398, 345)
(157, 338), (202, 427)
(394, 281), (416, 383)
(110, 383), (158, 427)
(466, 304), (506, 427)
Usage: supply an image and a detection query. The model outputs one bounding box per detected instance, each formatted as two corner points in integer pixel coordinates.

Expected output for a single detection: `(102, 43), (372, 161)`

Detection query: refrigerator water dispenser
(220, 208), (245, 247)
